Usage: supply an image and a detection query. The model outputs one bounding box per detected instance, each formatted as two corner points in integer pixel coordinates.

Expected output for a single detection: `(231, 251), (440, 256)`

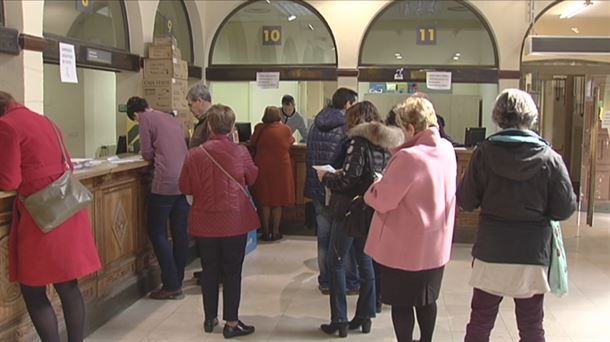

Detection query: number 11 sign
(416, 25), (437, 45)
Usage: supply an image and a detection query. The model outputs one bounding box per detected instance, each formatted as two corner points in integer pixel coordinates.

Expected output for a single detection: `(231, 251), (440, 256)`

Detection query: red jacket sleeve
(240, 146), (258, 186)
(0, 121), (22, 190)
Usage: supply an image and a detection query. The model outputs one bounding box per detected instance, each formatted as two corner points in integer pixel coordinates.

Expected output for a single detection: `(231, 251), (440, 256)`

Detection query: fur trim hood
(348, 122), (404, 149)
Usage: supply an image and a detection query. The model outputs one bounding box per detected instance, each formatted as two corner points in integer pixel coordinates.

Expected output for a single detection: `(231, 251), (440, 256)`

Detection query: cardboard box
(143, 78), (189, 112)
(148, 44), (182, 59)
(143, 58), (188, 80)
(153, 36), (178, 47)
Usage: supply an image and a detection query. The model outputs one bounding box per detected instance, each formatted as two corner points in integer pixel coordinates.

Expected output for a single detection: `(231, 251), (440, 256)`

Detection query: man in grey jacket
(280, 95), (308, 143)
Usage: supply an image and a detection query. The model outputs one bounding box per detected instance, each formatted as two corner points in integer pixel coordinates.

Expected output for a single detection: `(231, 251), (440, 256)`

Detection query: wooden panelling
(454, 148), (479, 243)
(0, 162), (157, 341)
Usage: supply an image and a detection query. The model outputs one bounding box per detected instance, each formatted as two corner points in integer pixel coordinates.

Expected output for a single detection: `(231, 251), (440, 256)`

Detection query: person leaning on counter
(0, 91), (101, 342)
(126, 96), (190, 300)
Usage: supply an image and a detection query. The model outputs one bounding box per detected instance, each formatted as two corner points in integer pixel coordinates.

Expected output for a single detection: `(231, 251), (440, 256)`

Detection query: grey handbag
(21, 118), (93, 233)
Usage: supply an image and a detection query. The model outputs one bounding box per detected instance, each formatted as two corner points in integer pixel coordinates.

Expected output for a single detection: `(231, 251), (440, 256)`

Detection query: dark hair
(126, 96), (148, 121)
(0, 91), (15, 117)
(331, 88), (358, 110)
(281, 95), (294, 105)
(386, 107), (399, 127)
(262, 106), (282, 123)
(346, 101), (381, 129)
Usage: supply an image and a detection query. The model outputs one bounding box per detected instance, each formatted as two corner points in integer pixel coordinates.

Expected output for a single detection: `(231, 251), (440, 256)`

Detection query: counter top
(0, 159), (151, 200)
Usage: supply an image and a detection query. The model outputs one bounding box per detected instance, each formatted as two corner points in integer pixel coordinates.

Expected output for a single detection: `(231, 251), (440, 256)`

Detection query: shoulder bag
(548, 220), (568, 296)
(343, 142), (376, 240)
(21, 118), (93, 233)
(200, 146), (257, 211)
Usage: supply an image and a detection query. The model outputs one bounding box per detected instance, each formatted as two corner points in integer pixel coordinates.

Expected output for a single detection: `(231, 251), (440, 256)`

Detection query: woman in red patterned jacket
(179, 104), (260, 339)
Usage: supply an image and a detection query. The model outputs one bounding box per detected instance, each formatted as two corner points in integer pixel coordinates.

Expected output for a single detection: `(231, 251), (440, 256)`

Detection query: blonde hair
(394, 96), (438, 133)
(207, 104), (236, 134)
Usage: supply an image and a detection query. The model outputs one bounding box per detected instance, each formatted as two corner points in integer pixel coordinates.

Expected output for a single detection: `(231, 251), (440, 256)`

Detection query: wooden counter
(0, 160), (160, 341)
(282, 145), (480, 243)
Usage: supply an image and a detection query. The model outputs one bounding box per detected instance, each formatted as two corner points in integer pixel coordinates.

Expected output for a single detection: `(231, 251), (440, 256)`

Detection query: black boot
(223, 321), (255, 338)
(320, 322), (348, 337)
(348, 317), (372, 333)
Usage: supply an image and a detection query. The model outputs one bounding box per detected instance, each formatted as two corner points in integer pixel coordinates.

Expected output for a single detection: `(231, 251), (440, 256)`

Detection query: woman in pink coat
(364, 96), (457, 342)
(0, 91), (101, 342)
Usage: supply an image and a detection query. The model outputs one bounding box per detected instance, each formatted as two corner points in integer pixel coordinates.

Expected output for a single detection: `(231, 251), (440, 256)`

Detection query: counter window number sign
(262, 26), (282, 46)
(417, 25), (437, 45)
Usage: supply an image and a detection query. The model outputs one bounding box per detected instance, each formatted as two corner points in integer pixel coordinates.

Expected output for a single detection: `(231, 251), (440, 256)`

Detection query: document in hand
(312, 164), (337, 173)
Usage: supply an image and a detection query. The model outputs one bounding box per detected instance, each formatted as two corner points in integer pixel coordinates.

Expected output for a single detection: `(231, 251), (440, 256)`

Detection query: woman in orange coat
(251, 106), (295, 241)
(0, 91), (101, 342)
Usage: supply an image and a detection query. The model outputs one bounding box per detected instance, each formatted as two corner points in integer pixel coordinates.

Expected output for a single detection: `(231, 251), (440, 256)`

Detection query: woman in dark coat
(251, 106), (295, 241)
(459, 89), (577, 342)
(0, 91), (101, 342)
(316, 101), (404, 337)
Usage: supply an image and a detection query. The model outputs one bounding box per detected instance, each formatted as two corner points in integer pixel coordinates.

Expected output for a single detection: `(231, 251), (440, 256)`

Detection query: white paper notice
(256, 72), (280, 89)
(426, 71), (452, 90)
(602, 111), (610, 130)
(59, 42), (78, 83)
(312, 164), (336, 173)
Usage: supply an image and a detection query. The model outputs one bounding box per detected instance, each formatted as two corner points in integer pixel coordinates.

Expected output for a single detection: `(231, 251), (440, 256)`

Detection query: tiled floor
(87, 213), (610, 342)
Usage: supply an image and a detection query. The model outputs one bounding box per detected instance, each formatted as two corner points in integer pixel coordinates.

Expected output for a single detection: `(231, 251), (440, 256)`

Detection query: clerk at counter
(280, 94), (308, 143)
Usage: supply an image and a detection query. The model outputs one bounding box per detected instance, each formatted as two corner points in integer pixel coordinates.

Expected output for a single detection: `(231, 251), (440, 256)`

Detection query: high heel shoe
(348, 317), (372, 333)
(320, 322), (348, 337)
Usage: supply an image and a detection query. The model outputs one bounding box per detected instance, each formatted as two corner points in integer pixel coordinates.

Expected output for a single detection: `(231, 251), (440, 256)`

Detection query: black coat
(458, 129), (577, 266)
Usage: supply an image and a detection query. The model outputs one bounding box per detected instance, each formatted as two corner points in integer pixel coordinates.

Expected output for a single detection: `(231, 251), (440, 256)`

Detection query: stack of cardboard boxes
(143, 37), (193, 138)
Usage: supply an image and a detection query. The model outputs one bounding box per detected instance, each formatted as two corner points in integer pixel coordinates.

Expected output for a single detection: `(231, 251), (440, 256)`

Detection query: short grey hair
(187, 83), (212, 102)
(492, 89), (538, 130)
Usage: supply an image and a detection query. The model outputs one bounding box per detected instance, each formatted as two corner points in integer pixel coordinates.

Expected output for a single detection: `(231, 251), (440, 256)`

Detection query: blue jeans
(313, 199), (359, 290)
(328, 219), (376, 323)
(148, 194), (190, 292)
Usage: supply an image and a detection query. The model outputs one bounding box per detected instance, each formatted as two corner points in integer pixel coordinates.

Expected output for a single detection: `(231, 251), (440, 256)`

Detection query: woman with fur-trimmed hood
(316, 101), (404, 337)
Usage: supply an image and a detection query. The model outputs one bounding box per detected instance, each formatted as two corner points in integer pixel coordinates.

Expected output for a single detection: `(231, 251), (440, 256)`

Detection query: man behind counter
(280, 94), (308, 143)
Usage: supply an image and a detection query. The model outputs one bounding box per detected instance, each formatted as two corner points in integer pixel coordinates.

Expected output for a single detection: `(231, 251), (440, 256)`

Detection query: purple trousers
(465, 288), (545, 342)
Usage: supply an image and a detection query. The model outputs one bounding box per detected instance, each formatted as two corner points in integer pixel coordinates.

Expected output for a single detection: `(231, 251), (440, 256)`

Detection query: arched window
(154, 0), (194, 64)
(360, 0), (498, 67)
(210, 0), (337, 65)
(43, 0), (129, 50)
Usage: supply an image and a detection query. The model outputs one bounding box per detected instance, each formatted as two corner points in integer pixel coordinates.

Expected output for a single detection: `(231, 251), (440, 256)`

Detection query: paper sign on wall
(426, 71), (451, 90)
(602, 111), (610, 130)
(59, 42), (78, 83)
(256, 72), (280, 89)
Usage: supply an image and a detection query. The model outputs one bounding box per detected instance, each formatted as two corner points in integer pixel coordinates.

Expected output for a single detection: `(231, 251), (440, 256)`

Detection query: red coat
(0, 103), (101, 286)
(179, 134), (260, 238)
(251, 122), (295, 206)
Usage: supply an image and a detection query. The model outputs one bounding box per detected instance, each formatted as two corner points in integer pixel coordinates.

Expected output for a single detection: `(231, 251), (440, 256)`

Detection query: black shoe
(260, 233), (272, 242)
(318, 285), (330, 295)
(204, 318), (218, 333)
(320, 322), (348, 338)
(348, 317), (372, 333)
(271, 233), (283, 241)
(223, 321), (255, 338)
(346, 288), (360, 296)
(376, 302), (383, 314)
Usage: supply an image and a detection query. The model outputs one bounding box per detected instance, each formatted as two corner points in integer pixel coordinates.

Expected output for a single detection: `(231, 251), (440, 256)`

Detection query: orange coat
(251, 122), (295, 207)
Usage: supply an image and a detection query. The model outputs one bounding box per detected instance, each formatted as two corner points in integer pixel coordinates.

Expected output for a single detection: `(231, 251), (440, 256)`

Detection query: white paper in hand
(313, 164), (336, 173)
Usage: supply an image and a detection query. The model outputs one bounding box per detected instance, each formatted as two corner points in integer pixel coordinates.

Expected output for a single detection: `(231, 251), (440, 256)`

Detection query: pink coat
(364, 128), (456, 272)
(179, 134), (260, 238)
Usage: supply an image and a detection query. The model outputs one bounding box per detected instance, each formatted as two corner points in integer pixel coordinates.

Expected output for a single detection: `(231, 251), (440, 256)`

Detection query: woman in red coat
(179, 104), (259, 338)
(0, 91), (101, 342)
(251, 106), (295, 241)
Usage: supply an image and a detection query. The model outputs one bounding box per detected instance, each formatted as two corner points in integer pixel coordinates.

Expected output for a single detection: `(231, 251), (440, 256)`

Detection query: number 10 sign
(262, 26), (282, 46)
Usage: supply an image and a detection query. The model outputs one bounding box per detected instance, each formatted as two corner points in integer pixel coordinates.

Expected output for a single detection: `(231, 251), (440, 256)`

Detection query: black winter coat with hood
(458, 129), (577, 266)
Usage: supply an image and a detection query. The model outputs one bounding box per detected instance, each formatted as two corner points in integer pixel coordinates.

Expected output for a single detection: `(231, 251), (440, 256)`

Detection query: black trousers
(196, 234), (247, 322)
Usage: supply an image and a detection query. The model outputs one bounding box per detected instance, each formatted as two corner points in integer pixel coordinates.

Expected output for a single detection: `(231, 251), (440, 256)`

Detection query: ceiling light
(288, 15), (296, 21)
(455, 52), (461, 57)
(308, 24), (314, 31)
(571, 27), (580, 33)
(453, 56), (459, 60)
(265, 0), (270, 3)
(396, 56), (403, 60)
(560, 1), (595, 19)
(394, 52), (401, 56)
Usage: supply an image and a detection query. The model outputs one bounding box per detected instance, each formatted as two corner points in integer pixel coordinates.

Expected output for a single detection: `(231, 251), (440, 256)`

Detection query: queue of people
(0, 85), (576, 342)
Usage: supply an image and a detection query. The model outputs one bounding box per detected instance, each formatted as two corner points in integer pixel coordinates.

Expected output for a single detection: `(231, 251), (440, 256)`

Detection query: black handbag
(343, 142), (376, 239)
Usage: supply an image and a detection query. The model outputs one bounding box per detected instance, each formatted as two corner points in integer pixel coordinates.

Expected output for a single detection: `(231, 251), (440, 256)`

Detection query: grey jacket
(281, 110), (308, 142)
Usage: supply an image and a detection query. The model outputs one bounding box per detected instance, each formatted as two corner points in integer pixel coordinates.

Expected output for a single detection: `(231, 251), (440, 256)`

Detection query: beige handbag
(21, 118), (93, 233)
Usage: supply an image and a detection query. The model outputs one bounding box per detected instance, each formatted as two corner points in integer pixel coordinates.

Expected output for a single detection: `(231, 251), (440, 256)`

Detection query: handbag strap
(200, 145), (251, 199)
(44, 116), (70, 169)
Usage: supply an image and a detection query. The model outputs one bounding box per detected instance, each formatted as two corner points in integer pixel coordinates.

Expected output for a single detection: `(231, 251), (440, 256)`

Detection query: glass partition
(360, 0), (497, 67)
(210, 0), (336, 65)
(154, 0), (193, 63)
(43, 0), (129, 50)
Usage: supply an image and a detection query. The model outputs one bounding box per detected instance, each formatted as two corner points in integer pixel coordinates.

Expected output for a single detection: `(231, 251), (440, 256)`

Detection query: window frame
(154, 0), (194, 64)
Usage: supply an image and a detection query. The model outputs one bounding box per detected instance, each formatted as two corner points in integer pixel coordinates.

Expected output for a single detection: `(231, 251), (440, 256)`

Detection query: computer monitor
(236, 122), (252, 143)
(464, 127), (486, 147)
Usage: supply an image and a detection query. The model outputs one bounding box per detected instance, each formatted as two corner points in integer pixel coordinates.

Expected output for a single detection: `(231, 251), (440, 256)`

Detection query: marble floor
(87, 212), (610, 342)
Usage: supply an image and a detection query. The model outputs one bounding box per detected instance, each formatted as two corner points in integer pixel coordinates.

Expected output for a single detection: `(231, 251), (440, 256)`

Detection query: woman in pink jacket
(179, 104), (260, 339)
(364, 96), (457, 342)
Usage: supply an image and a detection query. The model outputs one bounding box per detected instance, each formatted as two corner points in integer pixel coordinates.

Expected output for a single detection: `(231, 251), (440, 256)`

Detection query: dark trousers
(465, 288), (545, 342)
(148, 194), (190, 292)
(196, 234), (247, 322)
(327, 219), (376, 323)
